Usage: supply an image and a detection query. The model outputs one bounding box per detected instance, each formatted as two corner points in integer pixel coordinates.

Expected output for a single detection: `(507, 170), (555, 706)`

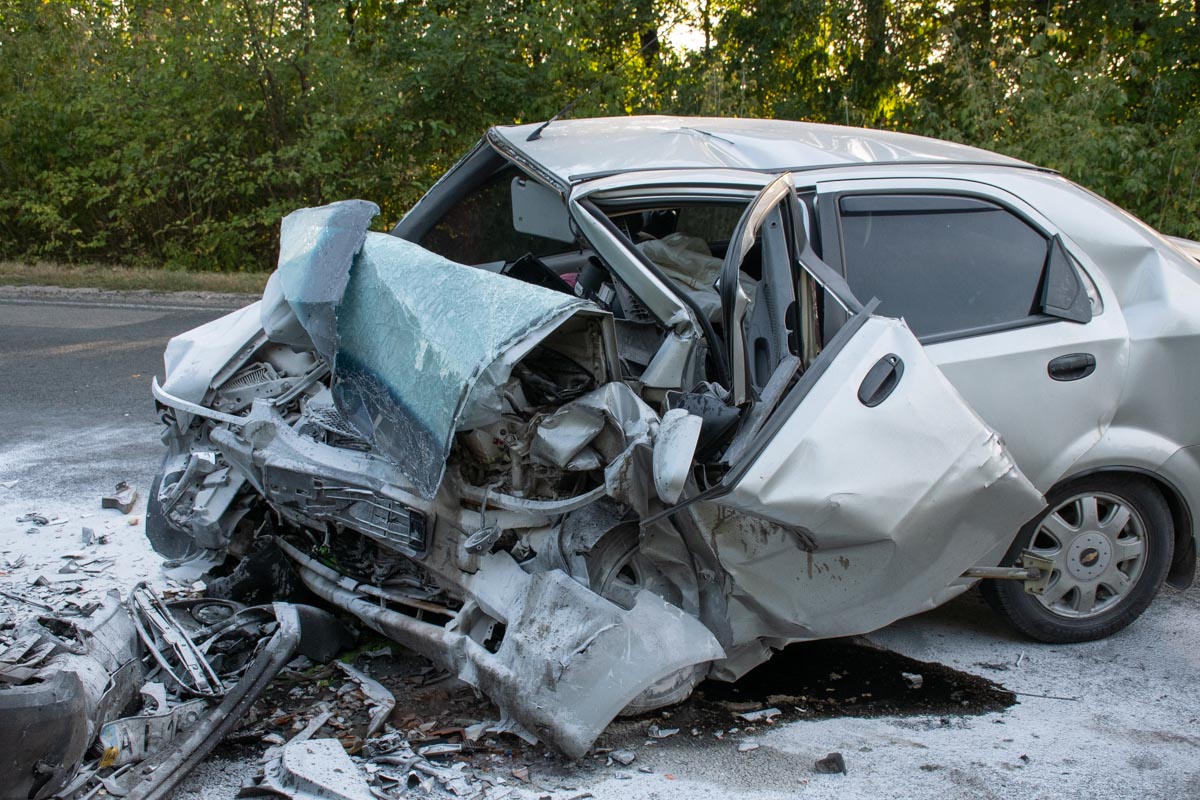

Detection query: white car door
(677, 174), (1047, 639)
(813, 177), (1130, 494)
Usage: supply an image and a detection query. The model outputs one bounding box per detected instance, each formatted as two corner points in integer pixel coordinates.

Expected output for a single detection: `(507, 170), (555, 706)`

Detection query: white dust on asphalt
(4, 422), (1200, 799)
(1, 424), (170, 617)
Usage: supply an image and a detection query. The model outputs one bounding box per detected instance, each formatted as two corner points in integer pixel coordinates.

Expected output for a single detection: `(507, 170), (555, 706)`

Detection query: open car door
(704, 174), (1046, 638)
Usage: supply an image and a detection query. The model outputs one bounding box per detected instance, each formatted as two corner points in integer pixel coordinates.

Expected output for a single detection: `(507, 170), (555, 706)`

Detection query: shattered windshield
(336, 234), (588, 496)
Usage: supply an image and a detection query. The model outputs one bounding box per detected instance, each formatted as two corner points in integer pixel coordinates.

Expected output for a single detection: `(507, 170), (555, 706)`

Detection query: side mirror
(653, 409), (703, 505)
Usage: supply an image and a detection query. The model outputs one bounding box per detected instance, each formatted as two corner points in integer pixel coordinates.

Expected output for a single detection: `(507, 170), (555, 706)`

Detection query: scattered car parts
(0, 585), (353, 800)
(101, 482), (139, 515)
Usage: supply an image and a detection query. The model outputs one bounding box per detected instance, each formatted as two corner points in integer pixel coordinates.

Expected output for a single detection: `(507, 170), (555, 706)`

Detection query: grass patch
(0, 261), (268, 294)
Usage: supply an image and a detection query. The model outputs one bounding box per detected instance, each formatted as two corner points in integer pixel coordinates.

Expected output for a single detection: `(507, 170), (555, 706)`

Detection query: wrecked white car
(148, 116), (1200, 757)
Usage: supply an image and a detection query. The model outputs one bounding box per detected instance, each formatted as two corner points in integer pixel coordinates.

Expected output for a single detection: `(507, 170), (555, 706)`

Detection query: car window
(838, 194), (1049, 339)
(420, 168), (570, 265)
(674, 205), (745, 252)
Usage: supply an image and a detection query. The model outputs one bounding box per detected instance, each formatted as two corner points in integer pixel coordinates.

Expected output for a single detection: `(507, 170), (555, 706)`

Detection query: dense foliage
(1, 0), (1197, 270)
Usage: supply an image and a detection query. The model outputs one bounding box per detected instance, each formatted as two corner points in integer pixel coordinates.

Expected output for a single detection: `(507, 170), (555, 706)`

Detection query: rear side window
(838, 194), (1049, 339)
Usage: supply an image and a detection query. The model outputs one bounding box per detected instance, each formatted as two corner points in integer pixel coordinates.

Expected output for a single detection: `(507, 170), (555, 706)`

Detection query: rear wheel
(982, 475), (1172, 643)
(583, 523), (708, 715)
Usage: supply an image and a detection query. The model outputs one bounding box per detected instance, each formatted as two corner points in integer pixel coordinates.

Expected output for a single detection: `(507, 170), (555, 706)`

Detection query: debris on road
(814, 752), (848, 775)
(647, 724), (679, 739)
(902, 672), (924, 689)
(14, 512), (48, 526)
(249, 738), (375, 800)
(101, 481), (138, 514)
(0, 584), (353, 800)
(0, 587), (52, 611)
(737, 742), (759, 753)
(610, 750), (637, 766)
(736, 707), (782, 723)
(336, 660), (396, 739)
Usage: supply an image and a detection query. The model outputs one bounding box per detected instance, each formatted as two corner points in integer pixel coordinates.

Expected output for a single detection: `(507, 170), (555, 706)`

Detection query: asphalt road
(0, 293), (244, 502)
(2, 290), (1199, 800)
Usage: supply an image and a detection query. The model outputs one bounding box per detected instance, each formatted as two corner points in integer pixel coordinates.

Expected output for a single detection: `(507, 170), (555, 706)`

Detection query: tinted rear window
(839, 194), (1048, 339)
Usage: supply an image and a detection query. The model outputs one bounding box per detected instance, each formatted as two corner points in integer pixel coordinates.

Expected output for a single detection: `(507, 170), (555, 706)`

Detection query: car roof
(490, 116), (1033, 185)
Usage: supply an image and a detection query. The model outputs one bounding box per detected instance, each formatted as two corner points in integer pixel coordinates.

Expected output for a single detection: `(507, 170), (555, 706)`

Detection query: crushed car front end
(150, 200), (724, 756)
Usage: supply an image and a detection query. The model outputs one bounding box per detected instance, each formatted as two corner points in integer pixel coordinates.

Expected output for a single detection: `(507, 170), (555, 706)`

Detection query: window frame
(817, 183), (1102, 345)
(415, 164), (582, 266)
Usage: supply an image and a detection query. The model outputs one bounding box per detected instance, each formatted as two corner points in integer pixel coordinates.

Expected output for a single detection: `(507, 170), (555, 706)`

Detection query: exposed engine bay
(148, 195), (1043, 757)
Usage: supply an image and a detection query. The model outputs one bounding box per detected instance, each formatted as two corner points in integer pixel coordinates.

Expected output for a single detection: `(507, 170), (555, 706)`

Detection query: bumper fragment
(279, 538), (723, 758)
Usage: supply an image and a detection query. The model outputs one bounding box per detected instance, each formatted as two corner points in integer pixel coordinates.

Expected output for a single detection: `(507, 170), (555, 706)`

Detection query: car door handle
(1047, 353), (1096, 382)
(858, 353), (904, 407)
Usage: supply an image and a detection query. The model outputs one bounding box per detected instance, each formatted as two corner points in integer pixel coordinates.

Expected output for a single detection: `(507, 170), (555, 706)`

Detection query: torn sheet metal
(275, 203), (591, 498)
(461, 566), (722, 758)
(530, 382), (658, 471)
(335, 661), (396, 739)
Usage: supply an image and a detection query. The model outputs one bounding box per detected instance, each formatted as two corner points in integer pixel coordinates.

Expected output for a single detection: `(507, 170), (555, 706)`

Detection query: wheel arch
(1057, 465), (1194, 590)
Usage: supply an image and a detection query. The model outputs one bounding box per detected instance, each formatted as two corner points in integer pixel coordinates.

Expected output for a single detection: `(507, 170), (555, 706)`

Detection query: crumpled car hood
(275, 200), (590, 498)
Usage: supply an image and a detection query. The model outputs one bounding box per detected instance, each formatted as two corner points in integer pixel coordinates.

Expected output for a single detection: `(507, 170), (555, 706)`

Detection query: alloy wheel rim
(1027, 491), (1148, 619)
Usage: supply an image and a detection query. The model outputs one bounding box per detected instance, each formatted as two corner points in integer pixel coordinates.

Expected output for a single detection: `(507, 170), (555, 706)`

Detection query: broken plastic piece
(247, 738), (375, 800)
(102, 481), (139, 514)
(98, 699), (208, 768)
(416, 742), (463, 758)
(736, 707), (782, 723)
(610, 750), (636, 765)
(335, 661), (395, 739)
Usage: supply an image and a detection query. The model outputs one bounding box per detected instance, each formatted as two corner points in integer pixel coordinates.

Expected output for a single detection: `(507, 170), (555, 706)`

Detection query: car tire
(145, 472), (195, 560)
(583, 523), (708, 715)
(982, 475), (1173, 643)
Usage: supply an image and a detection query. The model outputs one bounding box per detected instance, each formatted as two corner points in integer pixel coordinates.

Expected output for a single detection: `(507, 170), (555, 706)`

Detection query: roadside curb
(0, 284), (259, 311)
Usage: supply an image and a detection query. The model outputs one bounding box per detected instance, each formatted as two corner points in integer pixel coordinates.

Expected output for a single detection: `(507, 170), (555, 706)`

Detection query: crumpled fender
(160, 301), (264, 407)
(460, 566), (724, 758)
